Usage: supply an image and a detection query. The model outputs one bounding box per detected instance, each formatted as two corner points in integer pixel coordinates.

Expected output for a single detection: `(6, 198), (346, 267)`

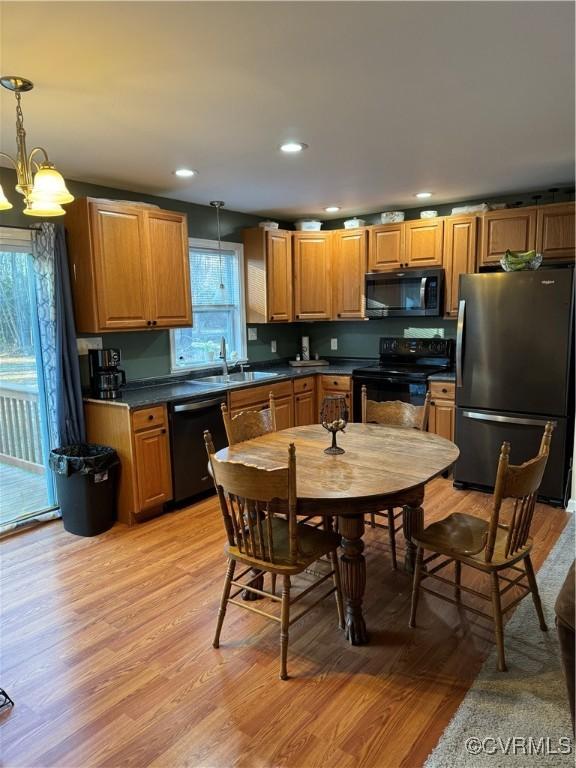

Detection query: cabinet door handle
(148, 414), (154, 420)
(161, 428), (167, 434)
(152, 320), (157, 326)
(442, 387), (448, 393)
(146, 320), (152, 326)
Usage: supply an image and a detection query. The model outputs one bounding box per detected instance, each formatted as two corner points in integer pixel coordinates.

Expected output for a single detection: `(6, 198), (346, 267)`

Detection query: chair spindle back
(361, 385), (431, 431)
(485, 421), (554, 561)
(221, 394), (276, 446)
(204, 431), (299, 564)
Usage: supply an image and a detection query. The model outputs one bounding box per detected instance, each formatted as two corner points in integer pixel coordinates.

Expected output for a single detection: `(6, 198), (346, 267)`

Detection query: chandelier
(0, 76), (74, 216)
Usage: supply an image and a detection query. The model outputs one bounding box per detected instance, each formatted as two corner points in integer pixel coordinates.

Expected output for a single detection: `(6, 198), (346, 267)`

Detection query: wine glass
(320, 395), (349, 455)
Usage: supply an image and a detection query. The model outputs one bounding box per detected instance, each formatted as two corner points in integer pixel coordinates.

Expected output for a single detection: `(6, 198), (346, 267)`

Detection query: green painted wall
(2, 164), (569, 382)
(0, 167), (288, 240)
(300, 318), (456, 358)
(78, 330), (172, 383)
(321, 187), (574, 229)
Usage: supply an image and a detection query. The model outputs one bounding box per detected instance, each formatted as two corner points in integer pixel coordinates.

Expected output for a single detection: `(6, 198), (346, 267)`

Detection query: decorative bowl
(295, 220), (322, 231)
(500, 250), (543, 272)
(380, 211), (405, 223)
(344, 218), (366, 229)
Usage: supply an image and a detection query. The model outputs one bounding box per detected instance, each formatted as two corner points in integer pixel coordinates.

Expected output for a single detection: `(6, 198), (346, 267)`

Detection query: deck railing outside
(0, 384), (44, 471)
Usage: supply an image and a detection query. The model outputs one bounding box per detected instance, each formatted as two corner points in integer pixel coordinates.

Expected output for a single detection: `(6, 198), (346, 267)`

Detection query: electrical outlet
(77, 337), (103, 355)
(271, 340), (277, 353)
(330, 338), (338, 351)
(247, 327), (258, 341)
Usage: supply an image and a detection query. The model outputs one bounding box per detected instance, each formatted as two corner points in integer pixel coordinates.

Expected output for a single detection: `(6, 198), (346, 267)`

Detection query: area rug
(425, 517), (575, 767)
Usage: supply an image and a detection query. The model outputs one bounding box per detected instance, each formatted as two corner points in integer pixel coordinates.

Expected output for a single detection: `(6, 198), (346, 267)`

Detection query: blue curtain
(33, 223), (85, 446)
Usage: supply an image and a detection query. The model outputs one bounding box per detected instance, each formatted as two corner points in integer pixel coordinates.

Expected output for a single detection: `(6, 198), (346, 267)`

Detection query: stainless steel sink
(186, 371), (281, 386)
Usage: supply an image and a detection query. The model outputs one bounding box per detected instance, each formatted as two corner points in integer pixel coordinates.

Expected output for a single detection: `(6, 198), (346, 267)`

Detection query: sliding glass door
(0, 227), (55, 527)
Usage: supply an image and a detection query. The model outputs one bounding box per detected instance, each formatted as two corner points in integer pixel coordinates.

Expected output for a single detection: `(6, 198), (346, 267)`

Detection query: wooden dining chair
(361, 385), (431, 569)
(221, 393), (276, 445)
(409, 422), (554, 672)
(204, 431), (344, 680)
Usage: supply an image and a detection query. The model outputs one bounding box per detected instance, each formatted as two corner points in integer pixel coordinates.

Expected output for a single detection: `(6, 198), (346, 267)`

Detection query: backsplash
(291, 319), (457, 359)
(78, 318), (456, 385)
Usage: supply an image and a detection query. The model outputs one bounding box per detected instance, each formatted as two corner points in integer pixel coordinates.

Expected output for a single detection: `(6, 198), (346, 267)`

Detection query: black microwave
(365, 268), (444, 318)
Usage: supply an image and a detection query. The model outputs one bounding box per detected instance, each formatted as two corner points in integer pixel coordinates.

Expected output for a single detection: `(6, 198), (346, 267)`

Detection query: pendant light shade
(30, 164), (74, 205)
(0, 184), (13, 211)
(23, 199), (66, 217)
(0, 75), (74, 217)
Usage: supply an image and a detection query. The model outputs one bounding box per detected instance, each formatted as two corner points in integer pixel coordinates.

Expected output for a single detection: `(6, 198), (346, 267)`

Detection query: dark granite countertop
(83, 359), (375, 410)
(427, 370), (456, 382)
(84, 359), (457, 409)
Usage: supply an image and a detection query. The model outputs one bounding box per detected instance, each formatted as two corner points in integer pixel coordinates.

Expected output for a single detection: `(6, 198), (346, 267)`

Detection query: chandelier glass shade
(0, 75), (74, 216)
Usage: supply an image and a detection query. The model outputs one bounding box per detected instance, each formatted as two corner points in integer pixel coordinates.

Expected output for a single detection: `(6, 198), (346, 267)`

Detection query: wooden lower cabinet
(294, 376), (317, 426)
(133, 424), (172, 512)
(274, 395), (294, 430)
(84, 401), (173, 525)
(428, 381), (456, 442)
(229, 379), (294, 429)
(317, 374), (353, 421)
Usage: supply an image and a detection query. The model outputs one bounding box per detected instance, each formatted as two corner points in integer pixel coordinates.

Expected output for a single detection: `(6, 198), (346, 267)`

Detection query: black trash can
(49, 444), (119, 536)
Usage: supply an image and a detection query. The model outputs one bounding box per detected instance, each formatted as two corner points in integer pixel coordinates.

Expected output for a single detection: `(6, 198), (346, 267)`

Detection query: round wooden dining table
(214, 423), (459, 645)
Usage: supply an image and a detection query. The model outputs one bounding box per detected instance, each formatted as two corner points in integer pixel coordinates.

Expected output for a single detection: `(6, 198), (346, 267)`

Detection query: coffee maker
(88, 348), (126, 399)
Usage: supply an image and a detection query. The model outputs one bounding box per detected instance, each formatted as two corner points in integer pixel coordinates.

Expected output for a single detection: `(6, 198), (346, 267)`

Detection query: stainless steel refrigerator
(453, 269), (574, 505)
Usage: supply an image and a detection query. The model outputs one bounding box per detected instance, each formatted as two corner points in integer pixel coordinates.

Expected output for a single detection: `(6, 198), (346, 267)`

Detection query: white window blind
(171, 242), (246, 370)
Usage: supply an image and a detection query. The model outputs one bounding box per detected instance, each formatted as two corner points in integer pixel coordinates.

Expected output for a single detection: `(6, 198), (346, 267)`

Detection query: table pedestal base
(338, 515), (368, 645)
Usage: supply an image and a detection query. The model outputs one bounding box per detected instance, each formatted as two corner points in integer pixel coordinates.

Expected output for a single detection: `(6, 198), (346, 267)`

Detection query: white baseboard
(567, 498), (576, 513)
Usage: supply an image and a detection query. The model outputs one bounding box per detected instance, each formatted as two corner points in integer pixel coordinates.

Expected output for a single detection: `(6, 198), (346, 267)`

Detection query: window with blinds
(171, 241), (246, 370)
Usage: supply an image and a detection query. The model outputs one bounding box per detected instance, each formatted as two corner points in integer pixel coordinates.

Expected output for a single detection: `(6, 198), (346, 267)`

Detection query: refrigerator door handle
(462, 410), (557, 428)
(456, 299), (465, 388)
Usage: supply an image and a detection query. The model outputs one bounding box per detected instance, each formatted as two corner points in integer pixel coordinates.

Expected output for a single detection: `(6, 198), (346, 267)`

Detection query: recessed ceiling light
(415, 191), (432, 199)
(324, 206), (341, 213)
(174, 168), (197, 178)
(279, 142), (308, 153)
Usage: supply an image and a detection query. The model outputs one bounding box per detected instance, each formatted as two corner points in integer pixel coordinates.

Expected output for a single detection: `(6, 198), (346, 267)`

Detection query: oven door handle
(354, 376), (423, 385)
(419, 277), (428, 310)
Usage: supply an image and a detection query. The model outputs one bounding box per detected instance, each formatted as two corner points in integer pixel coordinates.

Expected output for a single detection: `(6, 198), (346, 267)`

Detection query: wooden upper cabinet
(66, 198), (192, 333)
(536, 203), (575, 261)
(293, 232), (332, 320)
(243, 228), (293, 322)
(146, 210), (192, 328)
(332, 229), (367, 319)
(405, 219), (444, 267)
(443, 216), (477, 317)
(267, 231), (293, 321)
(479, 208), (537, 266)
(368, 223), (405, 271)
(89, 202), (150, 330)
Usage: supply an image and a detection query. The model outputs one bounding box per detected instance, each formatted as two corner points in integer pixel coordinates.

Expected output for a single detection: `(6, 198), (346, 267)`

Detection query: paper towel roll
(301, 336), (310, 361)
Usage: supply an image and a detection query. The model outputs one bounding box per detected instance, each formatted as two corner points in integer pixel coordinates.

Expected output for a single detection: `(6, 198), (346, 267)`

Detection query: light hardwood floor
(0, 478), (568, 768)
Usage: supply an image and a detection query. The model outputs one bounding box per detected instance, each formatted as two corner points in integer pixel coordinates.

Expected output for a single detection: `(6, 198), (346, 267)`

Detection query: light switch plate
(247, 327), (258, 341)
(271, 340), (277, 353)
(330, 338), (338, 351)
(77, 337), (103, 355)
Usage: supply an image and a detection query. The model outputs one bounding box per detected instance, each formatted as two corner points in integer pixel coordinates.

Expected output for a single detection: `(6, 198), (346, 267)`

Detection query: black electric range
(352, 337), (454, 417)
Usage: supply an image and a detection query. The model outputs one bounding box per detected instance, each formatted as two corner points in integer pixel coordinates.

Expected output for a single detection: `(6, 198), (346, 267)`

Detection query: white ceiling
(1, 1), (574, 219)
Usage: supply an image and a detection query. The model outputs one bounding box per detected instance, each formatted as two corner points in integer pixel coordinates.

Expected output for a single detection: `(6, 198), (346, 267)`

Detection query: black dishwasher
(168, 396), (228, 504)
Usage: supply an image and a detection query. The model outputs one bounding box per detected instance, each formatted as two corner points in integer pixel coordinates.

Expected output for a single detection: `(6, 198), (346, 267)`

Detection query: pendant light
(210, 200), (225, 290)
(0, 76), (74, 216)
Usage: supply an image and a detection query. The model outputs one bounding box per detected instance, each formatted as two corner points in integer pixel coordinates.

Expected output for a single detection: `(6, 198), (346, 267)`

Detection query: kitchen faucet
(219, 336), (228, 376)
